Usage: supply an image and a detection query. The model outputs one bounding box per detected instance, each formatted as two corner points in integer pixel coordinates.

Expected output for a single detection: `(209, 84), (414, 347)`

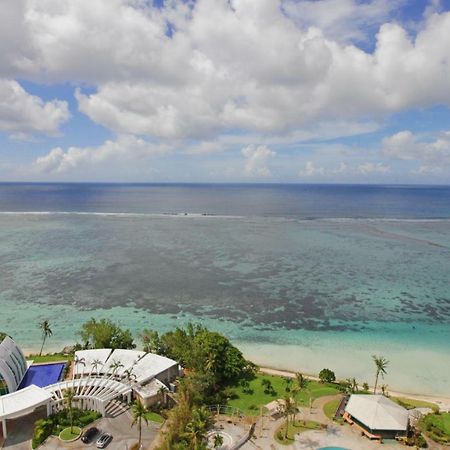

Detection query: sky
(1, 0), (450, 184)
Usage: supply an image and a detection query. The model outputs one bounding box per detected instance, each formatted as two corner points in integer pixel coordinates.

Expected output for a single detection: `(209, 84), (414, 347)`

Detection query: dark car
(96, 433), (113, 448)
(81, 427), (99, 444)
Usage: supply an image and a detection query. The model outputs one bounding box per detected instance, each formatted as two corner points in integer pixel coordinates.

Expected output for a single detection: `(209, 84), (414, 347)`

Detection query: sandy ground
(259, 366), (450, 412)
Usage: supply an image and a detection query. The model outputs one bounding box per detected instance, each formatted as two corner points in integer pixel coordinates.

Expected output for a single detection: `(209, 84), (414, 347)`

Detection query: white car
(96, 433), (112, 448)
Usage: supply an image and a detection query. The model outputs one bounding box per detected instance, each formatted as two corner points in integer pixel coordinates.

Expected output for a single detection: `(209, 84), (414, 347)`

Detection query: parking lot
(2, 410), (160, 450)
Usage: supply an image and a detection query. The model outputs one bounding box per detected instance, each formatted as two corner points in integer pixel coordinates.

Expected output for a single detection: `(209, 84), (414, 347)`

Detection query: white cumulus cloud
(0, 79), (69, 136)
(242, 144), (276, 177)
(0, 0), (449, 141)
(33, 135), (169, 174)
(383, 130), (450, 171)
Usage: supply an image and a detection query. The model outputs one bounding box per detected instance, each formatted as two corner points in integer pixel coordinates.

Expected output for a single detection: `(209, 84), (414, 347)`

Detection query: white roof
(74, 349), (112, 376)
(345, 395), (409, 431)
(0, 385), (53, 420)
(73, 348), (178, 383)
(104, 349), (146, 377)
(132, 352), (178, 383)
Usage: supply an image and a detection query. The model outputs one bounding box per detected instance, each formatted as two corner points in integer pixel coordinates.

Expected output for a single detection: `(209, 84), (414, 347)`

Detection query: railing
(207, 404), (244, 418)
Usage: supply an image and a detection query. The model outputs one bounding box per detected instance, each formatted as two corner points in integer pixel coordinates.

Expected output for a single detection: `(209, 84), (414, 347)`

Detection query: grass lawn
(59, 426), (81, 441)
(392, 397), (439, 412)
(26, 353), (72, 363)
(227, 373), (339, 416)
(144, 411), (164, 424)
(274, 420), (323, 445)
(323, 398), (341, 420)
(420, 412), (450, 444)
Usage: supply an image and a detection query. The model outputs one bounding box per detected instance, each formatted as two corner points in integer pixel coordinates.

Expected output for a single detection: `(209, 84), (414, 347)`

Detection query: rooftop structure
(344, 394), (409, 440)
(0, 385), (53, 438)
(73, 348), (179, 385)
(0, 344), (181, 439)
(0, 336), (28, 396)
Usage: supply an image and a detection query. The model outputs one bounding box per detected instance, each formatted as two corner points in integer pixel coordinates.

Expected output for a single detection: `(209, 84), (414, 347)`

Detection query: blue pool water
(318, 447), (349, 450)
(19, 363), (66, 389)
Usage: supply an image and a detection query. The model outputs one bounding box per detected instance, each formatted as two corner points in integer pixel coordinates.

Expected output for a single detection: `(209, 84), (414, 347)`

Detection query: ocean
(0, 183), (449, 395)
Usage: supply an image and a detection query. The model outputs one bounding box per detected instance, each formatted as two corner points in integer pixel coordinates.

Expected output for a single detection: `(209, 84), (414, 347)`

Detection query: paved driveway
(2, 411), (160, 450)
(41, 413), (160, 450)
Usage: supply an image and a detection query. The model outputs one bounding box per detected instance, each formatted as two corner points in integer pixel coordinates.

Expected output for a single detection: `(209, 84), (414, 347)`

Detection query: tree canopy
(157, 323), (255, 384)
(78, 318), (135, 349)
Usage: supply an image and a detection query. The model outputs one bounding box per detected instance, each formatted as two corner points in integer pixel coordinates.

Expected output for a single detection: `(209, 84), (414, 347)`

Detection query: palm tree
(63, 387), (76, 433)
(131, 400), (149, 449)
(295, 372), (310, 409)
(157, 385), (168, 406)
(38, 320), (53, 356)
(185, 410), (209, 450)
(372, 355), (389, 394)
(72, 355), (86, 380)
(213, 433), (224, 449)
(91, 358), (103, 376)
(278, 396), (295, 439)
(108, 359), (124, 379)
(122, 368), (137, 384)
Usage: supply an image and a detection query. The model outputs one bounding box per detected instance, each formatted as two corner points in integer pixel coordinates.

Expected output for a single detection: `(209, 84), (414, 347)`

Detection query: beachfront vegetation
(38, 319), (53, 356)
(227, 373), (339, 416)
(150, 323), (256, 387)
(319, 368), (336, 383)
(275, 419), (323, 445)
(32, 409), (101, 448)
(372, 354), (389, 394)
(420, 412), (450, 444)
(26, 352), (72, 363)
(152, 323), (252, 449)
(392, 397), (439, 412)
(78, 318), (135, 349)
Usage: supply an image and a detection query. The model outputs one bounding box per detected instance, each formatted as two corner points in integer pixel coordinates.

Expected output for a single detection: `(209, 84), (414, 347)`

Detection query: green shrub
(31, 408), (101, 448)
(32, 418), (54, 449)
(318, 368), (336, 384)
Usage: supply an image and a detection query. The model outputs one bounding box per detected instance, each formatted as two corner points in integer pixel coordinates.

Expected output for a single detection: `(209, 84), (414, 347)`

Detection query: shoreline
(21, 344), (450, 411)
(258, 366), (450, 412)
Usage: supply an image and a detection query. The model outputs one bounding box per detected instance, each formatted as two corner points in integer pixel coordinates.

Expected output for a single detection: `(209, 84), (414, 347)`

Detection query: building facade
(0, 335), (28, 396)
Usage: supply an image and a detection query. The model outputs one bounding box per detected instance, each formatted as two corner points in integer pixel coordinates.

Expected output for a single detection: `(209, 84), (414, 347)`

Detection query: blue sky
(0, 0), (450, 183)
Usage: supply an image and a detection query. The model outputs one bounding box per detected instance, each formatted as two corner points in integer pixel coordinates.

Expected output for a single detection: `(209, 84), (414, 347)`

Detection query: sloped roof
(0, 385), (53, 420)
(345, 394), (409, 431)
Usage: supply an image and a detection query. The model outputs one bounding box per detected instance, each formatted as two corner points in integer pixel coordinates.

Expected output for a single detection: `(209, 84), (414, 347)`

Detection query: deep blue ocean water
(0, 183), (449, 218)
(0, 183), (449, 395)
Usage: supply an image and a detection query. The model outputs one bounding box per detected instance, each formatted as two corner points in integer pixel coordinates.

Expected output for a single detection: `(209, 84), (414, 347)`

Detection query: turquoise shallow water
(0, 213), (449, 395)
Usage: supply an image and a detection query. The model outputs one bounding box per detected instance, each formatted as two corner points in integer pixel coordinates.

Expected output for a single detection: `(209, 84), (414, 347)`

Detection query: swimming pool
(18, 362), (66, 389)
(318, 447), (349, 450)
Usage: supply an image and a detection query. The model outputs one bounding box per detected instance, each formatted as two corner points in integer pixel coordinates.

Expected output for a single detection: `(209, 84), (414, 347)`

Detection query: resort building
(343, 394), (409, 440)
(0, 335), (28, 396)
(0, 342), (181, 439)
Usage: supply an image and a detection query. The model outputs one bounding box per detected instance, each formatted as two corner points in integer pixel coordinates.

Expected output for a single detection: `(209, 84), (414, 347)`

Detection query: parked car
(81, 427), (99, 444)
(96, 433), (113, 448)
